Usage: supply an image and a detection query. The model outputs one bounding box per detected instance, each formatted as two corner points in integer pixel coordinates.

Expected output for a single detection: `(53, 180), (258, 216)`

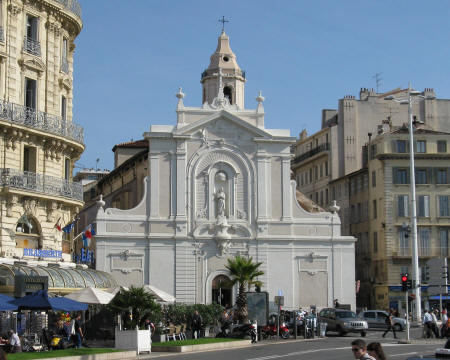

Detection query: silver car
(358, 310), (406, 331)
(318, 308), (368, 337)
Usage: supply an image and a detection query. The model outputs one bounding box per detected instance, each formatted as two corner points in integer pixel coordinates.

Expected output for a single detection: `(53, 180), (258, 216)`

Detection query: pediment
(174, 110), (272, 139)
(18, 57), (46, 74)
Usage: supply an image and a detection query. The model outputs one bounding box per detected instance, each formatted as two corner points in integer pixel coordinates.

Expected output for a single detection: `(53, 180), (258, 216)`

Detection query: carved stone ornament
(215, 237), (232, 257)
(18, 57), (46, 75)
(59, 77), (72, 90)
(236, 209), (246, 220)
(196, 207), (207, 219)
(8, 4), (22, 16)
(119, 249), (136, 260)
(23, 198), (38, 217)
(46, 201), (58, 222)
(5, 195), (18, 217)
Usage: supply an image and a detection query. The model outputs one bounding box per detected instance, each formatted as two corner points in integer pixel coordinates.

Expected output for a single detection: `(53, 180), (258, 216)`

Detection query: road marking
(391, 352), (418, 357)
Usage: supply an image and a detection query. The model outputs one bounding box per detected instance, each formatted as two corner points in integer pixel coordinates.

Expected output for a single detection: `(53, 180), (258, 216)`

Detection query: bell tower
(201, 29), (246, 109)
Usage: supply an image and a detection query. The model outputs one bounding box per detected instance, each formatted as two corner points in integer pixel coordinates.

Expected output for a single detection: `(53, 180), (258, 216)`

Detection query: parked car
(358, 310), (406, 331)
(318, 308), (368, 337)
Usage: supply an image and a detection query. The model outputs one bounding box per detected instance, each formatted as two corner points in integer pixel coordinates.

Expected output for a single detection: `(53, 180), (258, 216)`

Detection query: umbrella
(11, 290), (87, 311)
(143, 285), (175, 303)
(64, 287), (115, 305)
(0, 294), (17, 311)
(105, 286), (129, 296)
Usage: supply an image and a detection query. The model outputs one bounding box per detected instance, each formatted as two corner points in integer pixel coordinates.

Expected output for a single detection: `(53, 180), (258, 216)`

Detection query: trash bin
(319, 322), (327, 337)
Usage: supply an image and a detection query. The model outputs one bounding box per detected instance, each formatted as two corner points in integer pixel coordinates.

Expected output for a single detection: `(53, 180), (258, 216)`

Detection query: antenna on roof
(96, 158), (100, 171)
(373, 72), (382, 93)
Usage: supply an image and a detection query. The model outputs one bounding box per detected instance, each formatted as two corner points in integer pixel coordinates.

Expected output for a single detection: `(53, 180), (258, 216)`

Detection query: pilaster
(281, 156), (292, 220)
(149, 153), (159, 218)
(256, 151), (269, 220)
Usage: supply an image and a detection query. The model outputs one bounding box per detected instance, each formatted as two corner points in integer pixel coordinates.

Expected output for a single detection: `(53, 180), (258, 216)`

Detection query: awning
(143, 285), (175, 303)
(64, 287), (115, 305)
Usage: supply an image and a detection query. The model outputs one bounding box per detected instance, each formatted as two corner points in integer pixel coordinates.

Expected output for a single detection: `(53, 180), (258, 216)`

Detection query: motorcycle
(216, 322), (257, 343)
(261, 322), (290, 339)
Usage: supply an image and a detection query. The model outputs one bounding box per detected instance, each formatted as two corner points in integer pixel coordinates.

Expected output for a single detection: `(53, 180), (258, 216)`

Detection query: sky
(73, 0), (450, 171)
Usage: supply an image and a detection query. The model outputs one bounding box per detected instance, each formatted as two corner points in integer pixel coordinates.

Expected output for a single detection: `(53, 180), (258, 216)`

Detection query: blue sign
(23, 248), (62, 258)
(74, 248), (95, 267)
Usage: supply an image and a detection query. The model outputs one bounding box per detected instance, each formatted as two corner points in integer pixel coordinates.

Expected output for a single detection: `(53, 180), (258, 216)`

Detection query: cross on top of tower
(218, 16), (229, 33)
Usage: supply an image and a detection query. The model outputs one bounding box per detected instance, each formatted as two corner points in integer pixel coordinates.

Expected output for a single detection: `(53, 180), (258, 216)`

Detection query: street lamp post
(385, 83), (434, 324)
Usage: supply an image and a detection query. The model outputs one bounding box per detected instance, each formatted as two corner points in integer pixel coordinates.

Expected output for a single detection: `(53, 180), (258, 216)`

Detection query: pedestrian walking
(351, 339), (376, 360)
(74, 313), (84, 348)
(431, 309), (440, 338)
(423, 309), (433, 338)
(382, 310), (397, 339)
(442, 309), (449, 338)
(192, 310), (203, 339)
(367, 342), (387, 360)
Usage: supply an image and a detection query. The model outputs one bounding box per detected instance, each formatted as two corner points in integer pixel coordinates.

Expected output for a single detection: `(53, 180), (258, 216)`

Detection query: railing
(201, 69), (246, 80)
(53, 0), (82, 19)
(61, 57), (69, 74)
(0, 99), (84, 144)
(0, 27), (4, 43)
(23, 37), (41, 56)
(292, 143), (330, 164)
(0, 168), (83, 201)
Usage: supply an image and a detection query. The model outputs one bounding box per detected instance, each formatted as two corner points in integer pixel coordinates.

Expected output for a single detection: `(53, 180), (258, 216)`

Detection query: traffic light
(401, 273), (409, 291)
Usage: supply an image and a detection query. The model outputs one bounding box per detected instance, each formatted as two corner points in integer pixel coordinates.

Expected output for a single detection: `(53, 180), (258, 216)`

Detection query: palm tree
(109, 286), (161, 329)
(225, 255), (264, 323)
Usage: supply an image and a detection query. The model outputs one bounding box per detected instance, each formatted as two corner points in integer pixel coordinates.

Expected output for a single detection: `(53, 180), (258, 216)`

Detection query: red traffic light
(401, 275), (408, 282)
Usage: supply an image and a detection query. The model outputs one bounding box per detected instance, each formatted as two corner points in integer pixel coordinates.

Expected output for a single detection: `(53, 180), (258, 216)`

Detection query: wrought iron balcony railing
(0, 99), (84, 144)
(292, 143), (330, 165)
(61, 57), (69, 74)
(53, 0), (82, 19)
(0, 168), (83, 201)
(23, 37), (41, 56)
(0, 27), (4, 43)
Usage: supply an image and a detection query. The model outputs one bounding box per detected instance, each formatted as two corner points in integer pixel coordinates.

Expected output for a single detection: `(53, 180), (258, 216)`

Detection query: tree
(109, 286), (161, 329)
(225, 255), (264, 323)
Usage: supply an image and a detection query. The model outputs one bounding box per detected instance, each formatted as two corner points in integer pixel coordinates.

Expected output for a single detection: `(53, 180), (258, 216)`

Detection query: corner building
(0, 0), (83, 260)
(94, 31), (356, 310)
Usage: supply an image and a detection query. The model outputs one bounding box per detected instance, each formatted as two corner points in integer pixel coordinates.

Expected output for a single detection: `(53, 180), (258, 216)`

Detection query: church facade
(94, 31), (356, 310)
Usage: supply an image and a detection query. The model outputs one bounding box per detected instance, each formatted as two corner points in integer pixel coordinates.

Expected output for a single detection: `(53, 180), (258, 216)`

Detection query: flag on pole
(62, 221), (75, 234)
(54, 217), (62, 232)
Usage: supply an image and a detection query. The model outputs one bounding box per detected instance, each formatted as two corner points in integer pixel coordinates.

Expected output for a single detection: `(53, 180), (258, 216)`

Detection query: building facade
(0, 0), (85, 261)
(94, 30), (356, 310)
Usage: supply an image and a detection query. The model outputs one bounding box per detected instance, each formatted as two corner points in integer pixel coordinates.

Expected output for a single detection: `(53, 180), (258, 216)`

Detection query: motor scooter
(261, 322), (290, 339)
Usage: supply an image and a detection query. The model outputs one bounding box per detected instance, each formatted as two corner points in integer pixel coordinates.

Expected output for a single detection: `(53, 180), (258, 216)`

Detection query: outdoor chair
(167, 324), (177, 341)
(179, 324), (187, 340)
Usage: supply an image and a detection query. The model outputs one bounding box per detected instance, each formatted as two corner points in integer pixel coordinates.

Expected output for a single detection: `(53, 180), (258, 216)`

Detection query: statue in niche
(215, 187), (226, 218)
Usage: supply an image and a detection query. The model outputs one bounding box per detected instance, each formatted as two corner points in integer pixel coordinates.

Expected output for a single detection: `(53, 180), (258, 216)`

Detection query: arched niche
(15, 215), (42, 249)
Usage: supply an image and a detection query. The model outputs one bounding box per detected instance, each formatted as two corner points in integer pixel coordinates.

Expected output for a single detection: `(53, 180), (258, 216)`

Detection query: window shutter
(391, 141), (397, 153)
(427, 168), (432, 184)
(407, 168), (411, 184)
(393, 168), (398, 184)
(405, 195), (409, 217)
(406, 141), (410, 153)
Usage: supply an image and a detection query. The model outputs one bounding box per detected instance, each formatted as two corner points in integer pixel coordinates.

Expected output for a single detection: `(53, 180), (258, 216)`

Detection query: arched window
(16, 215), (39, 235)
(223, 86), (233, 104)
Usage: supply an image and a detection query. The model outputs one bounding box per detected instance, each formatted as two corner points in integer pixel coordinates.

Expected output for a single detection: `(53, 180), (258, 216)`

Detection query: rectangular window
(415, 169), (428, 184)
(439, 195), (450, 217)
(416, 140), (426, 153)
(315, 192), (318, 203)
(421, 265), (430, 283)
(325, 189), (329, 205)
(397, 140), (407, 153)
(64, 158), (70, 180)
(372, 171), (376, 187)
(320, 191), (323, 205)
(441, 229), (449, 257)
(438, 140), (447, 153)
(437, 169), (448, 184)
(309, 168), (312, 183)
(325, 161), (329, 176)
(418, 195), (430, 217)
(25, 77), (36, 110)
(400, 266), (409, 275)
(61, 95), (66, 121)
(373, 199), (377, 219)
(315, 166), (318, 180)
(398, 195), (409, 217)
(395, 168), (408, 184)
(23, 146), (36, 172)
(419, 228), (430, 256)
(320, 163), (323, 178)
(373, 232), (378, 253)
(398, 229), (410, 256)
(26, 15), (38, 41)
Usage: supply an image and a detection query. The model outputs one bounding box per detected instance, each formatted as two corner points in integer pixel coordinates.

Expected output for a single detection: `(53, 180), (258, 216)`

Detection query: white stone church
(94, 30), (356, 310)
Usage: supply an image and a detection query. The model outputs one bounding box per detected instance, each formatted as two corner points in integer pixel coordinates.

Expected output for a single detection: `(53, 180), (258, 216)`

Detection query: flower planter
(114, 326), (151, 354)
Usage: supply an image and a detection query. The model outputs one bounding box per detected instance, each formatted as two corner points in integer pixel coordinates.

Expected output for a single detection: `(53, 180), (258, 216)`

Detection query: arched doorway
(212, 274), (232, 308)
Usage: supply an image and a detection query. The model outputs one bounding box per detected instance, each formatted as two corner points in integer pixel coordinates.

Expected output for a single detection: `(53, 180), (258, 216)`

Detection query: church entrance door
(212, 275), (232, 308)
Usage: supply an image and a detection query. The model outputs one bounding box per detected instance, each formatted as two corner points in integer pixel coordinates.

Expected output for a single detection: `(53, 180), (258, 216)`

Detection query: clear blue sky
(73, 0), (450, 171)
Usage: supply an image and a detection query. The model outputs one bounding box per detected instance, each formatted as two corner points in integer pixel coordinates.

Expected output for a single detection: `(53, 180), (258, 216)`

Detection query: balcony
(0, 168), (83, 202)
(53, 0), (82, 19)
(0, 99), (84, 145)
(23, 37), (41, 56)
(61, 57), (69, 74)
(292, 143), (330, 165)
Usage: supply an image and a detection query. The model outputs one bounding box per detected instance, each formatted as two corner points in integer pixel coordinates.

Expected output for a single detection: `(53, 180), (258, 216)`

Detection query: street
(144, 329), (446, 360)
